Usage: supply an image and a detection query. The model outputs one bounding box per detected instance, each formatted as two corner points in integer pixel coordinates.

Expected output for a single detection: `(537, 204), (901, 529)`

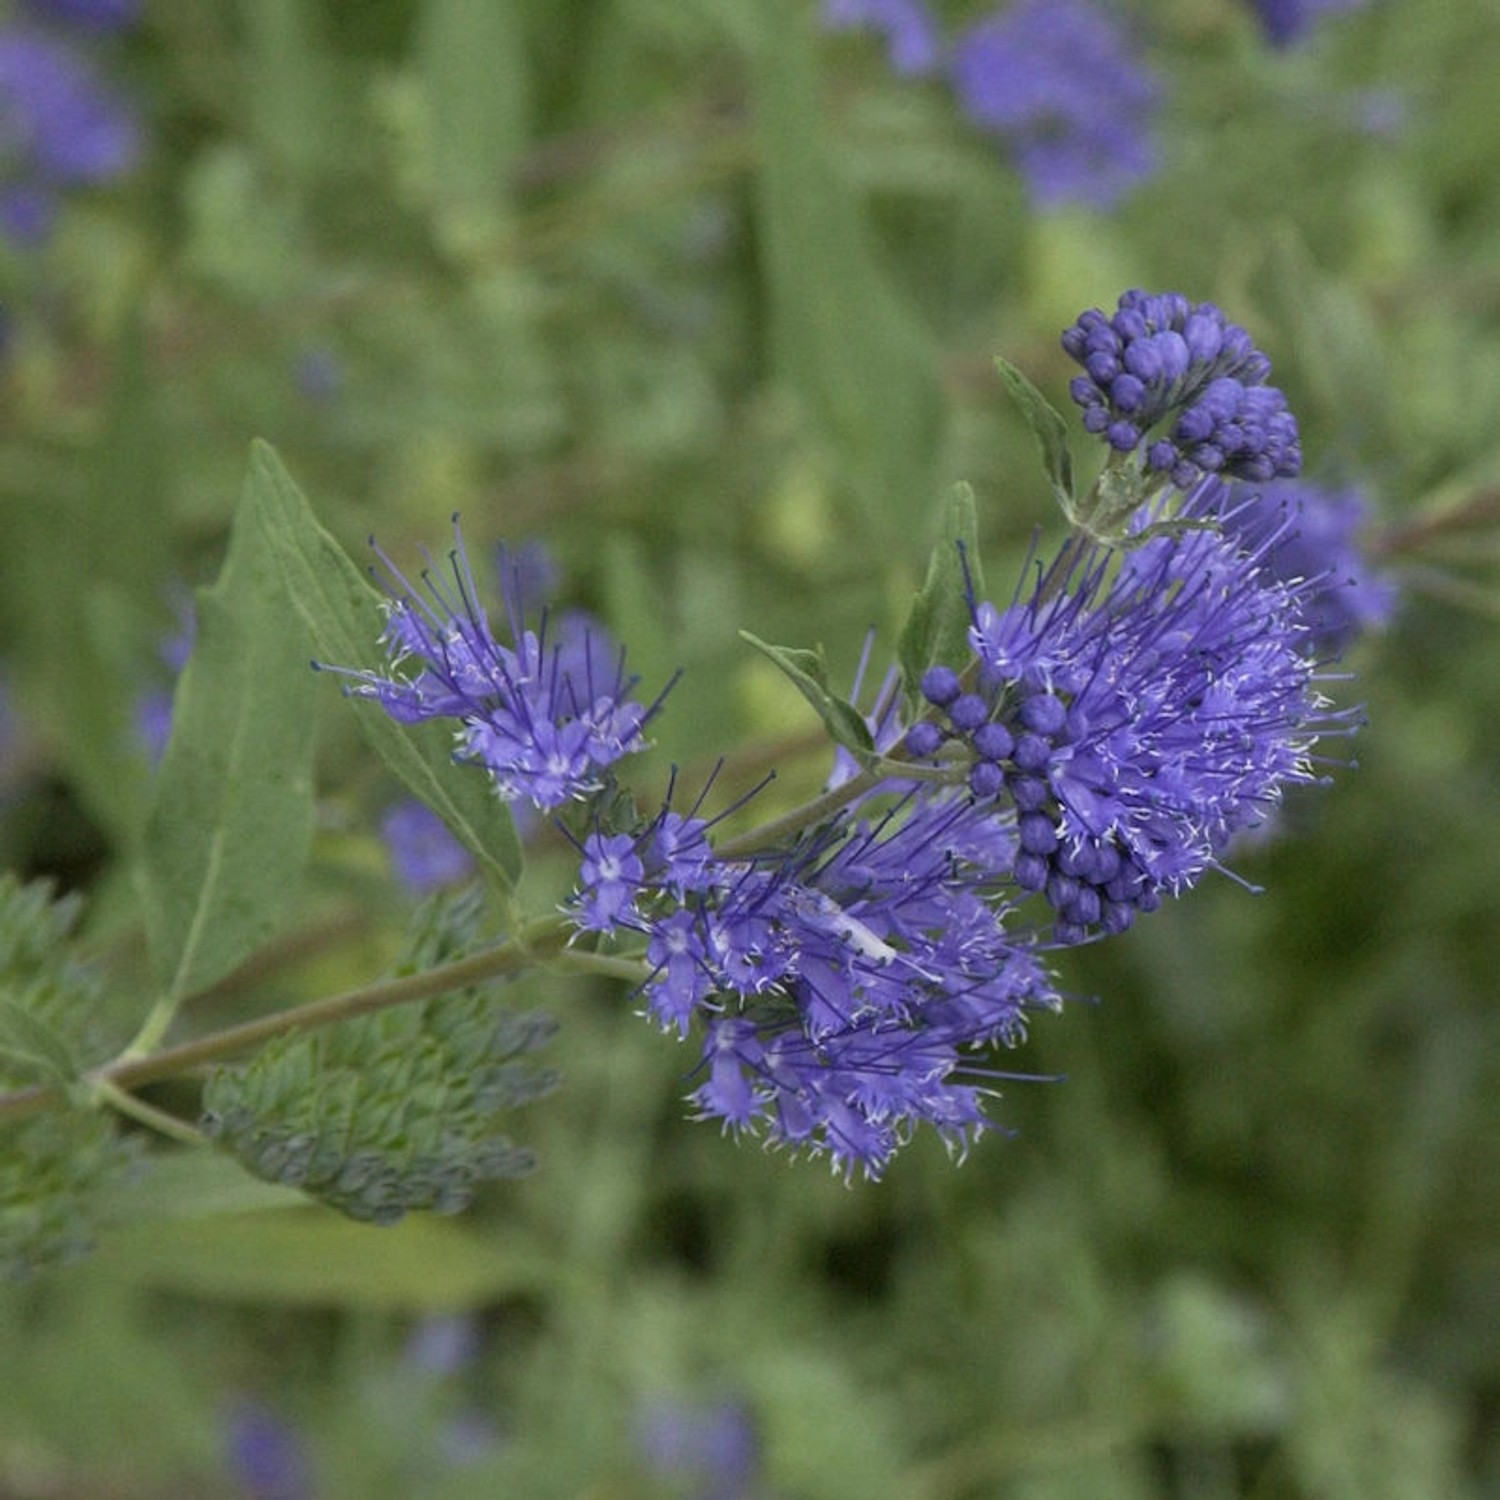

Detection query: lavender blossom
(821, 0), (942, 77)
(1061, 289), (1301, 490)
(1212, 478), (1395, 655)
(0, 23), (138, 244)
(949, 0), (1159, 210)
(333, 523), (656, 813)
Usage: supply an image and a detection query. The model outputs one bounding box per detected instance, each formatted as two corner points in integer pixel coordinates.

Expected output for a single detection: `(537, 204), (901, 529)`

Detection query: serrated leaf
(738, 632), (875, 762)
(897, 482), (983, 701)
(0, 1000), (78, 1086)
(139, 466), (320, 1003)
(242, 441), (522, 894)
(994, 355), (1076, 514)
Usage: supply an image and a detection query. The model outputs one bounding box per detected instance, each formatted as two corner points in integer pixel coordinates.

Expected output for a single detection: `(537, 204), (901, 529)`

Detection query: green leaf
(993, 355), (1076, 515)
(417, 0), (529, 216)
(738, 632), (875, 763)
(0, 1001), (78, 1087)
(897, 482), (983, 701)
(749, 0), (940, 549)
(139, 466), (320, 1004)
(92, 1208), (555, 1310)
(242, 440), (523, 894)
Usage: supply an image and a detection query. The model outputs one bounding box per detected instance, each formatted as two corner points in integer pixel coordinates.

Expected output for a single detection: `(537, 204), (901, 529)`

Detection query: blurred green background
(2, 0), (1499, 1496)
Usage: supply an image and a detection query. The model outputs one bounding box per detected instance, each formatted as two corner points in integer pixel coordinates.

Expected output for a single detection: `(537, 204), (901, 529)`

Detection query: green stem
(91, 1080), (207, 1146)
(0, 913), (573, 1129)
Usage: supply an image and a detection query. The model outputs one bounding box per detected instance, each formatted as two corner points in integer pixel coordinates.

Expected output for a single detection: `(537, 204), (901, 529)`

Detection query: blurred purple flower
(950, 0), (1159, 210)
(634, 1396), (764, 1500)
(821, 0), (942, 76)
(135, 591), (196, 763)
(1215, 479), (1396, 655)
(1246, 0), (1366, 48)
(223, 1403), (312, 1500)
(0, 22), (139, 243)
(292, 346), (343, 404)
(20, 0), (141, 33)
(380, 799), (476, 892)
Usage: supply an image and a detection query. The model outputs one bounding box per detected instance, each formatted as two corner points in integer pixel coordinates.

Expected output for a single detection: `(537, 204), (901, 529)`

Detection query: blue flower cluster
(823, 0), (1159, 210)
(575, 789), (1059, 1178)
(949, 0), (1159, 210)
(0, 9), (139, 245)
(348, 295), (1360, 1181)
(1062, 290), (1302, 489)
(336, 527), (658, 812)
(916, 485), (1351, 942)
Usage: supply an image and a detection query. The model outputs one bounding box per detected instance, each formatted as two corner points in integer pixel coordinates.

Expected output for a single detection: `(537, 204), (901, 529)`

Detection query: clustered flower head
(950, 0), (1159, 210)
(0, 16), (138, 244)
(914, 484), (1354, 941)
(1210, 478), (1395, 656)
(334, 525), (658, 813)
(347, 292), (1361, 1182)
(1062, 290), (1302, 491)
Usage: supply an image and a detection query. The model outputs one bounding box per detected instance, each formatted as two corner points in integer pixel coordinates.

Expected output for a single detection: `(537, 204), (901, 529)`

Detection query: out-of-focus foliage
(1, 0), (1498, 1497)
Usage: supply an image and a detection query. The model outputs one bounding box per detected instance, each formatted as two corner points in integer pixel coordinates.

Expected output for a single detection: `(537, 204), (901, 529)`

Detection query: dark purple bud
(1123, 338), (1162, 383)
(949, 693), (988, 733)
(1009, 773), (1049, 811)
(1174, 404), (1215, 444)
(972, 720), (1014, 760)
(920, 665), (961, 706)
(903, 721), (943, 758)
(1106, 420), (1140, 452)
(1085, 351), (1119, 384)
(1182, 311), (1222, 364)
(1014, 851), (1049, 891)
(1110, 373), (1146, 412)
(968, 760), (1004, 799)
(1012, 732), (1052, 772)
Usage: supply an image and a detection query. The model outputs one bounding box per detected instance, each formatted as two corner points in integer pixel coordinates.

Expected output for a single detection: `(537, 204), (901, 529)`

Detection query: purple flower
(1062, 289), (1300, 490)
(1212, 479), (1396, 655)
(950, 0), (1159, 210)
(924, 484), (1356, 941)
(1246, 0), (1366, 48)
(331, 523), (657, 813)
(574, 784), (1061, 1179)
(223, 1403), (312, 1500)
(634, 1396), (764, 1500)
(380, 799), (476, 892)
(821, 0), (942, 77)
(20, 0), (141, 33)
(292, 347), (342, 404)
(0, 24), (138, 242)
(135, 591), (196, 763)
